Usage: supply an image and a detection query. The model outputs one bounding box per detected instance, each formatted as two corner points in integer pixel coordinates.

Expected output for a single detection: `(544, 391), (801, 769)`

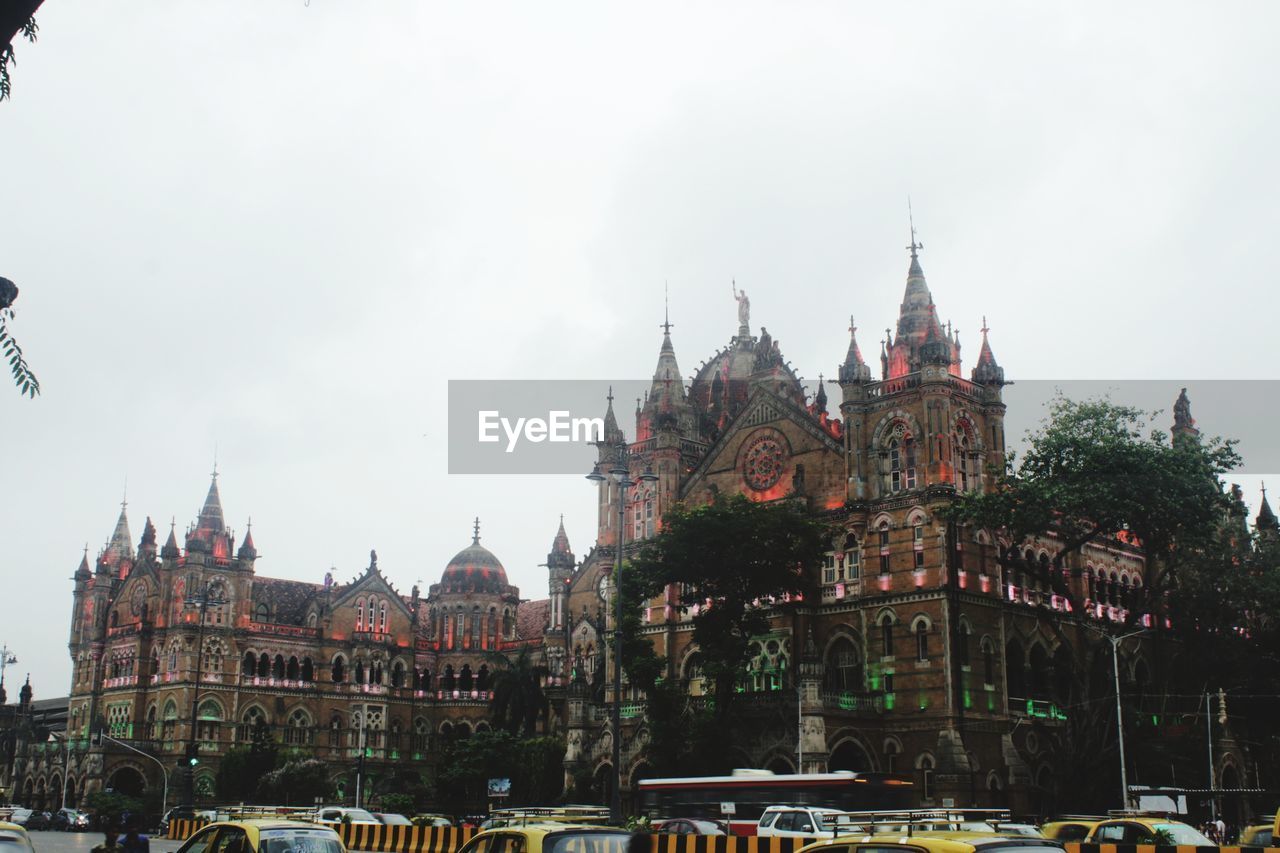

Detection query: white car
(757, 806), (844, 837)
(316, 807), (381, 825)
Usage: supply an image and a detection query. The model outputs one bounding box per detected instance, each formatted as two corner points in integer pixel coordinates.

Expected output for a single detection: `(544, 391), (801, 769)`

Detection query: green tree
(378, 792), (415, 817)
(84, 790), (143, 826)
(629, 494), (828, 721)
(256, 758), (331, 806)
(946, 395), (1240, 810)
(432, 730), (565, 814)
(485, 646), (549, 736)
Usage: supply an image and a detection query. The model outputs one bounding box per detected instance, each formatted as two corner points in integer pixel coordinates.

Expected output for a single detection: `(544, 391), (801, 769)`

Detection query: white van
(756, 806), (843, 838)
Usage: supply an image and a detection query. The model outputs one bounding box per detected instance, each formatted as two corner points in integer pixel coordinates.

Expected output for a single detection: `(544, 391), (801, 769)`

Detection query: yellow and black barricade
(166, 819), (210, 840)
(337, 824), (477, 853)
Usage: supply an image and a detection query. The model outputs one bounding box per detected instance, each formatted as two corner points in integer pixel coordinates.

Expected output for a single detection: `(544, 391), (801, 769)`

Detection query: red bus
(637, 769), (916, 835)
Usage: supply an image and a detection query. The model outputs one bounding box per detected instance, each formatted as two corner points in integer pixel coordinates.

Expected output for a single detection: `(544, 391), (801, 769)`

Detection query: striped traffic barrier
(338, 824), (477, 853)
(167, 819), (210, 840)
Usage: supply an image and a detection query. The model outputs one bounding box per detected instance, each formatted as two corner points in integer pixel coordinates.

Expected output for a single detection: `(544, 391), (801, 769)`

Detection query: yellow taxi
(1039, 818), (1101, 842)
(455, 822), (633, 853)
(1083, 816), (1213, 846)
(797, 834), (1064, 853)
(175, 819), (347, 853)
(1243, 823), (1273, 846)
(0, 821), (36, 853)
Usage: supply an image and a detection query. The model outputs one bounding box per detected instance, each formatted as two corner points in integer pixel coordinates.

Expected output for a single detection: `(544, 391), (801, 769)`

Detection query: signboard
(720, 802), (736, 816)
(487, 778), (512, 798)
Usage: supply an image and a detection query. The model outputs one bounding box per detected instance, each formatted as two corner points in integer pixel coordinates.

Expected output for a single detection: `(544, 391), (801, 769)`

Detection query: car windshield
(378, 815), (412, 825)
(259, 828), (345, 853)
(1152, 824), (1212, 845)
(543, 830), (634, 853)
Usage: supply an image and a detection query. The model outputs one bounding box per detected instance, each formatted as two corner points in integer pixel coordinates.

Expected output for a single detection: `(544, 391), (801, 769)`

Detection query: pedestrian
(1215, 816), (1226, 842)
(122, 818), (150, 853)
(91, 826), (121, 853)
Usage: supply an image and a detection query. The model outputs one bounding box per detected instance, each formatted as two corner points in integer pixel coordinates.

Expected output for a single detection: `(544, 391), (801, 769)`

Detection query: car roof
(0, 823), (27, 833)
(475, 824), (625, 837)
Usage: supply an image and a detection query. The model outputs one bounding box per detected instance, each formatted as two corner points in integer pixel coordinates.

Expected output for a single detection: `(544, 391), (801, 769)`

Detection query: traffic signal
(186, 743), (200, 767)
(1217, 688), (1228, 725)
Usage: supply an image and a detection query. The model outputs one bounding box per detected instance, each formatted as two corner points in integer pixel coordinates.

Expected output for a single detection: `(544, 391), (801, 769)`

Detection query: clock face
(743, 432), (786, 491)
(597, 574), (612, 603)
(131, 585), (147, 617)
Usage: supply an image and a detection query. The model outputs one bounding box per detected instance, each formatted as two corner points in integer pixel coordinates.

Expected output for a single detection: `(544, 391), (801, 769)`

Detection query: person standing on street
(92, 826), (122, 853)
(122, 818), (151, 853)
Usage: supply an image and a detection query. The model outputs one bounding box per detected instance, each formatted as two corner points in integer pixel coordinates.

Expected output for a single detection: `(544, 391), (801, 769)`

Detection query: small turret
(237, 521), (258, 560)
(838, 317), (872, 384)
(1257, 484), (1278, 537)
(75, 546), (91, 581)
(971, 317), (1006, 386)
(139, 516), (158, 557)
(18, 675), (31, 709)
(161, 519), (181, 559)
(813, 375), (828, 415)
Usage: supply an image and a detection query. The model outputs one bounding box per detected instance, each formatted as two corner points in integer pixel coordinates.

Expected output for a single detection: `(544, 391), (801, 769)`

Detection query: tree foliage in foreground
(628, 494), (828, 720)
(0, 277), (39, 397)
(946, 395), (1241, 811)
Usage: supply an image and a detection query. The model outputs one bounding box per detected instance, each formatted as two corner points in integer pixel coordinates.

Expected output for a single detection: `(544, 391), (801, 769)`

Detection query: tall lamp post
(587, 441), (657, 823)
(1085, 624), (1146, 810)
(183, 582), (224, 804)
(0, 645), (17, 698)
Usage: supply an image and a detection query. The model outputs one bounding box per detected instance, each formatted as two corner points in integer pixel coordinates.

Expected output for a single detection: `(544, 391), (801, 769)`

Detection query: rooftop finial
(907, 197), (923, 258)
(981, 315), (989, 337)
(661, 281), (673, 336)
(606, 386), (614, 406)
(473, 516), (481, 544)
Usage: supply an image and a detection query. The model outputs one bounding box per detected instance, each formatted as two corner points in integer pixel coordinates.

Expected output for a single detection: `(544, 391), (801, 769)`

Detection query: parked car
(316, 807), (380, 825)
(24, 812), (51, 831)
(1241, 824), (1273, 846)
(5, 810), (32, 827)
(1040, 819), (1101, 842)
(1084, 817), (1213, 846)
(53, 808), (90, 831)
(175, 819), (347, 853)
(991, 824), (1044, 838)
(373, 813), (413, 826)
(456, 824), (632, 853)
(655, 819), (727, 835)
(757, 806), (845, 837)
(411, 814), (454, 828)
(797, 832), (1065, 853)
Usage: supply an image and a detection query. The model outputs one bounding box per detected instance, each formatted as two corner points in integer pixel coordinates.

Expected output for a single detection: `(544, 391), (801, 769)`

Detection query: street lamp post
(0, 645), (17, 698)
(587, 442), (657, 824)
(183, 583), (224, 804)
(1086, 625), (1147, 810)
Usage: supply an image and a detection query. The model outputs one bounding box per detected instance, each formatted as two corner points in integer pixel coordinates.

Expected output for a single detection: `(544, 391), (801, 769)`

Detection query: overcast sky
(3, 2), (1278, 698)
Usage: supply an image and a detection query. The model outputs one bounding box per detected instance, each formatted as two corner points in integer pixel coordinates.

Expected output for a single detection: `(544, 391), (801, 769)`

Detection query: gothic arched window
(331, 655), (346, 683)
(879, 613), (894, 657)
(285, 709), (313, 745)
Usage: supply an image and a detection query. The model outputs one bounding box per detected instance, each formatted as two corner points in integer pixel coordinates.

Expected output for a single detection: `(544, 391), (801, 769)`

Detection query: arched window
(459, 664), (474, 692)
(982, 639), (996, 685)
(161, 700), (178, 743)
(954, 429), (972, 492)
(915, 620), (929, 661)
(168, 643), (179, 673)
(442, 664), (456, 691)
(284, 709), (313, 745)
(453, 608), (464, 646)
(391, 660), (405, 688)
(242, 652), (256, 677)
(370, 660), (383, 684)
(844, 535), (861, 580)
(328, 713), (343, 747)
(257, 653), (269, 678)
(354, 659), (366, 684)
(379, 601), (388, 633)
(286, 656), (300, 681)
(197, 700), (222, 742)
(389, 718), (402, 750)
(255, 602), (270, 622)
(1005, 640), (1025, 699)
(918, 755), (936, 801)
(413, 717), (429, 752)
(238, 706), (268, 741)
(356, 598), (365, 632)
(824, 636), (864, 692)
(331, 655), (346, 683)
(472, 606), (482, 648)
(477, 664), (490, 691)
(145, 704), (157, 740)
(272, 654), (285, 680)
(878, 521), (891, 575)
(879, 614), (895, 657)
(887, 435), (917, 492)
(883, 739), (901, 774)
(301, 657), (314, 682)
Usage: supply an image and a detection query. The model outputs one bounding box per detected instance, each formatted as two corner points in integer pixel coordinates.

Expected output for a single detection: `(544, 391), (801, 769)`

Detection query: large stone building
(15, 242), (1258, 816)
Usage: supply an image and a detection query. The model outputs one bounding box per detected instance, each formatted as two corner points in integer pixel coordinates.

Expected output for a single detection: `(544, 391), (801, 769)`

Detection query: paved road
(27, 831), (185, 853)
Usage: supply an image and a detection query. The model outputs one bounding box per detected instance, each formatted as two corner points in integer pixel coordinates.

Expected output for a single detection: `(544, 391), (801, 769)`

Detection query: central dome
(436, 520), (510, 594)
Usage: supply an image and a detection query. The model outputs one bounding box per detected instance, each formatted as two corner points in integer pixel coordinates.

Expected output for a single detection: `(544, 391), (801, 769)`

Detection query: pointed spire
(602, 386), (623, 443)
(103, 497), (134, 566)
(197, 467), (226, 535)
(161, 518), (181, 559)
(238, 518), (257, 560)
(140, 516), (158, 553)
(813, 374), (828, 414)
(548, 514), (575, 570)
(907, 199), (925, 279)
(76, 545), (91, 579)
(1257, 483), (1278, 534)
(552, 515), (571, 554)
(971, 316), (1006, 385)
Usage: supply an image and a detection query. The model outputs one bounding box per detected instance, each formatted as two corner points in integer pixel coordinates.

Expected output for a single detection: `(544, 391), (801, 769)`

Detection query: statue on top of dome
(732, 280), (750, 328)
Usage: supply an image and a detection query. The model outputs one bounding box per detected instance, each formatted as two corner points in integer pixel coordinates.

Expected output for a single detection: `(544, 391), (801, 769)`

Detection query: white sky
(3, 1), (1278, 697)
